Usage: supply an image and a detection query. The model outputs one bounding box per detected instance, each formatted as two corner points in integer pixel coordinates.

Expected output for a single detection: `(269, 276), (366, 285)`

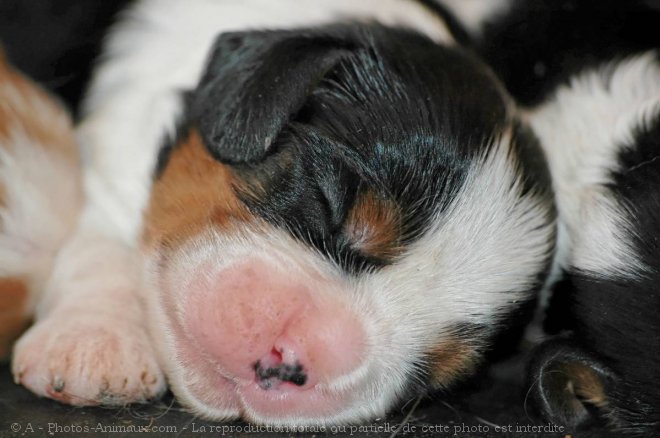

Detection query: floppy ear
(191, 29), (354, 164)
(526, 337), (616, 429)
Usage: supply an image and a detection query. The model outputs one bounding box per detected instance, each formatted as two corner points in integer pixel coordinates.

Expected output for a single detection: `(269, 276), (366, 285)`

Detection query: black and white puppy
(527, 53), (660, 436)
(4, 0), (555, 426)
(436, 0), (660, 434)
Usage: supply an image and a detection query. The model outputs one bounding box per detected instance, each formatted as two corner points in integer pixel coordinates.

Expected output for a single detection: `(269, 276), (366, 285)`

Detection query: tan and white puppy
(0, 51), (82, 361)
(6, 0), (554, 426)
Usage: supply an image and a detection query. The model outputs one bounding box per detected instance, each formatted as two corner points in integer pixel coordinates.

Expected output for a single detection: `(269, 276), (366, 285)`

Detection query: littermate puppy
(526, 53), (660, 437)
(8, 0), (555, 425)
(434, 0), (660, 434)
(0, 51), (82, 360)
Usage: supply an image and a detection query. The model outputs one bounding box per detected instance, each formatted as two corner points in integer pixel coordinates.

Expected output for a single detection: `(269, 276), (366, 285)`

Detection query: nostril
(253, 360), (308, 390)
(281, 363), (307, 386)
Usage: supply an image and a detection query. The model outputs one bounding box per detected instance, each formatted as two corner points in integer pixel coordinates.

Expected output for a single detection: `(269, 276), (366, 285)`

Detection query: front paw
(11, 311), (166, 406)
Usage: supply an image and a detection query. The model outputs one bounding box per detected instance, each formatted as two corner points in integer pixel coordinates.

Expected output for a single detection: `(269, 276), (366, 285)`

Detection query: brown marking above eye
(343, 190), (404, 262)
(0, 277), (31, 359)
(143, 128), (252, 250)
(426, 338), (480, 388)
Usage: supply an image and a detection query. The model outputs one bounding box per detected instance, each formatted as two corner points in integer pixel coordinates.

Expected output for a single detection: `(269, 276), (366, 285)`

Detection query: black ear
(191, 29), (355, 164)
(526, 337), (616, 430)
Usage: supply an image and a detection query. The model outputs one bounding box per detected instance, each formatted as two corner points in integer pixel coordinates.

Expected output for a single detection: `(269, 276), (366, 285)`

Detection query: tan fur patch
(344, 190), (403, 261)
(427, 338), (479, 387)
(143, 129), (252, 250)
(0, 277), (31, 359)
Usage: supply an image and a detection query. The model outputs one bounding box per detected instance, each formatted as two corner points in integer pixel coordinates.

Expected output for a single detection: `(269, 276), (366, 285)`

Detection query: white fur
(432, 0), (513, 37)
(526, 52), (660, 277)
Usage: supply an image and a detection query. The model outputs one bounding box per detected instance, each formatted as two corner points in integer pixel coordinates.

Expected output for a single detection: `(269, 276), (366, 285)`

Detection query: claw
(52, 376), (65, 392)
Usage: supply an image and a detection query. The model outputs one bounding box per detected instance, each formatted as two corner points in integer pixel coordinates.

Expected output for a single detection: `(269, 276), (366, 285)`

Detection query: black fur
(193, 31), (354, 164)
(473, 0), (660, 105)
(0, 0), (131, 116)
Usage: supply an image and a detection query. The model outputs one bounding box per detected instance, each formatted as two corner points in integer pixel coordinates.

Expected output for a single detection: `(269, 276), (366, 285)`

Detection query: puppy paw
(11, 311), (166, 406)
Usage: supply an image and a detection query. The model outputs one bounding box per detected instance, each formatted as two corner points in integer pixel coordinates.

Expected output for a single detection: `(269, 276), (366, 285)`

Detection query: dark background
(0, 0), (131, 117)
(2, 351), (609, 438)
(0, 2), (617, 437)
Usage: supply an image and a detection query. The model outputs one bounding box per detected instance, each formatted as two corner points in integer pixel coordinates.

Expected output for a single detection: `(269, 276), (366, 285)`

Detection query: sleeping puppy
(527, 52), (660, 436)
(435, 0), (660, 434)
(7, 0), (555, 425)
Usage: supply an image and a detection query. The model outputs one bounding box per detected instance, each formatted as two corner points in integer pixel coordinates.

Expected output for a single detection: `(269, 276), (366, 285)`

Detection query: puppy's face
(142, 25), (554, 425)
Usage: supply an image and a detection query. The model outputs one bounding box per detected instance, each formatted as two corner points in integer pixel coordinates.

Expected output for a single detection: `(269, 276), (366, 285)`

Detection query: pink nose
(186, 259), (365, 398)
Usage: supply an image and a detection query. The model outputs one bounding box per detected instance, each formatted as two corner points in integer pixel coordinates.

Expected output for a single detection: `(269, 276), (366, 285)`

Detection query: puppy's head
(142, 25), (555, 425)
